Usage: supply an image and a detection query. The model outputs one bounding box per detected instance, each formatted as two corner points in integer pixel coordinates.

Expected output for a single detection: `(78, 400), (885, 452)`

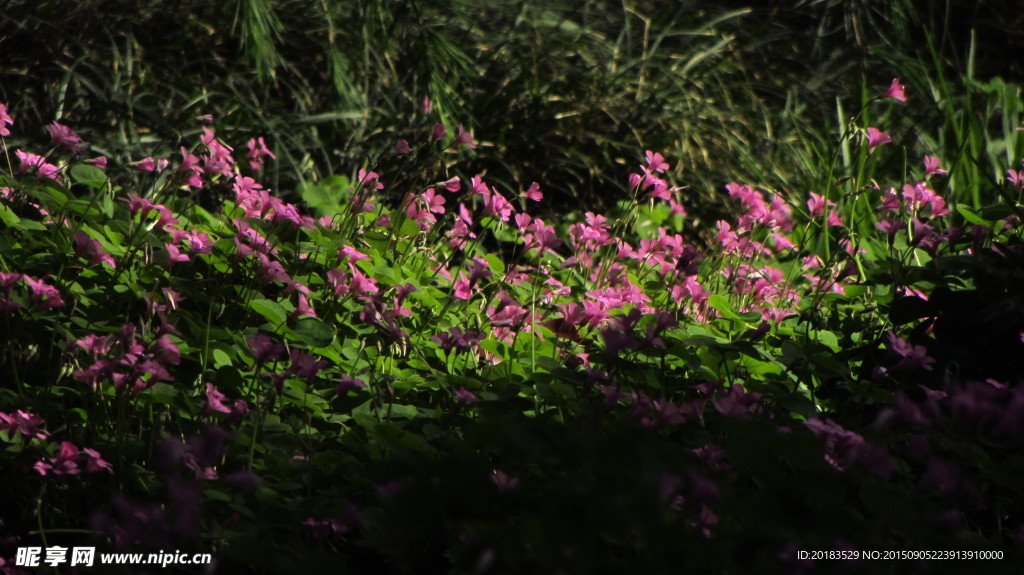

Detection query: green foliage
(2, 2), (1024, 573)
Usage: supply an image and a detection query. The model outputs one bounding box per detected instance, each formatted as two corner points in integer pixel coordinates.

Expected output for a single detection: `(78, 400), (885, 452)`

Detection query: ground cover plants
(2, 66), (1024, 575)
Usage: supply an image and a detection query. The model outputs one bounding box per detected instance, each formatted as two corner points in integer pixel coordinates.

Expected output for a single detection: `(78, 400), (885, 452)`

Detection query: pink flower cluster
(0, 272), (64, 313)
(72, 323), (181, 394)
(34, 441), (113, 476)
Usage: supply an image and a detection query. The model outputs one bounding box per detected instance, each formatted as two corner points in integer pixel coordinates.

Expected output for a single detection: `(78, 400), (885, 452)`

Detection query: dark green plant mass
(1, 1), (1023, 574)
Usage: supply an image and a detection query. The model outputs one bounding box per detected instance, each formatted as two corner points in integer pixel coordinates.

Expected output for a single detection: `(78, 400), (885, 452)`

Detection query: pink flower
(525, 182), (542, 201)
(806, 192), (833, 218)
(923, 155), (947, 177)
(246, 137), (276, 171)
(15, 150), (62, 182)
(85, 156), (108, 169)
(83, 448), (113, 473)
(455, 386), (478, 405)
(247, 334), (285, 364)
(293, 294), (317, 318)
(0, 102), (13, 136)
(205, 382), (232, 414)
(866, 127), (891, 149)
(394, 139), (411, 155)
(453, 125), (476, 148)
(165, 243), (190, 266)
(357, 168), (384, 191)
(0, 410), (48, 439)
(72, 231), (117, 268)
(421, 188), (446, 214)
(1007, 169), (1023, 193)
(484, 191), (514, 221)
(430, 123), (448, 142)
(336, 374), (367, 395)
(644, 150), (670, 173)
(879, 187), (901, 212)
(881, 78), (906, 102)
(34, 441), (81, 476)
(123, 193), (155, 217)
(886, 331), (935, 371)
(338, 244), (371, 263)
(22, 276), (64, 309)
(347, 264), (378, 295)
(46, 122), (85, 153)
(200, 127), (235, 177)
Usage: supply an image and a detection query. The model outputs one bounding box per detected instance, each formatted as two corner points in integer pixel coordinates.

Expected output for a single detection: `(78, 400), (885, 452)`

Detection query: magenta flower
(34, 441), (81, 476)
(72, 231), (116, 268)
(455, 386), (478, 405)
(83, 448), (114, 473)
(348, 264), (379, 295)
(336, 374), (367, 396)
(866, 127), (891, 149)
(453, 125), (476, 148)
(357, 168), (384, 191)
(335, 242), (372, 263)
(0, 271), (23, 292)
(247, 334), (285, 364)
(421, 188), (446, 214)
(0, 102), (14, 136)
(644, 150), (670, 173)
(923, 155), (947, 177)
(525, 182), (542, 201)
(0, 410), (48, 439)
(179, 146), (205, 188)
(205, 382), (232, 415)
(1007, 169), (1023, 193)
(490, 470), (520, 492)
(123, 193), (155, 217)
(46, 121), (85, 153)
(879, 187), (901, 212)
(394, 139), (411, 155)
(286, 350), (329, 382)
(22, 275), (64, 309)
(165, 243), (190, 266)
(15, 150), (62, 182)
(200, 127), (236, 177)
(132, 157), (169, 172)
(430, 123), (448, 142)
(886, 331), (935, 371)
(246, 136), (276, 171)
(806, 192), (834, 218)
(484, 191), (514, 221)
(881, 78), (906, 102)
(292, 293), (317, 318)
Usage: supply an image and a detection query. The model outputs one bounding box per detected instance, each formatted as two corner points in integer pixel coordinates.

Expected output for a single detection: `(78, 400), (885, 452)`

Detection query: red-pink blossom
(881, 78), (906, 102)
(46, 121), (85, 153)
(0, 102), (13, 136)
(866, 127), (891, 149)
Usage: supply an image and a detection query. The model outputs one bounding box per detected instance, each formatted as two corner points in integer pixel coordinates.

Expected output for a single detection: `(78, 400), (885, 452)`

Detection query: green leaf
(707, 294), (740, 320)
(484, 253), (505, 275)
(956, 204), (990, 226)
(212, 348), (232, 368)
(290, 317), (336, 348)
(70, 164), (108, 189)
(0, 202), (20, 226)
(815, 330), (840, 353)
(251, 298), (287, 327)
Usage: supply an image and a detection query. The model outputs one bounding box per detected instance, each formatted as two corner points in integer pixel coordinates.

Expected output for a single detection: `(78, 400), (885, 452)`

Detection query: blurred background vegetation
(2, 0), (1022, 235)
